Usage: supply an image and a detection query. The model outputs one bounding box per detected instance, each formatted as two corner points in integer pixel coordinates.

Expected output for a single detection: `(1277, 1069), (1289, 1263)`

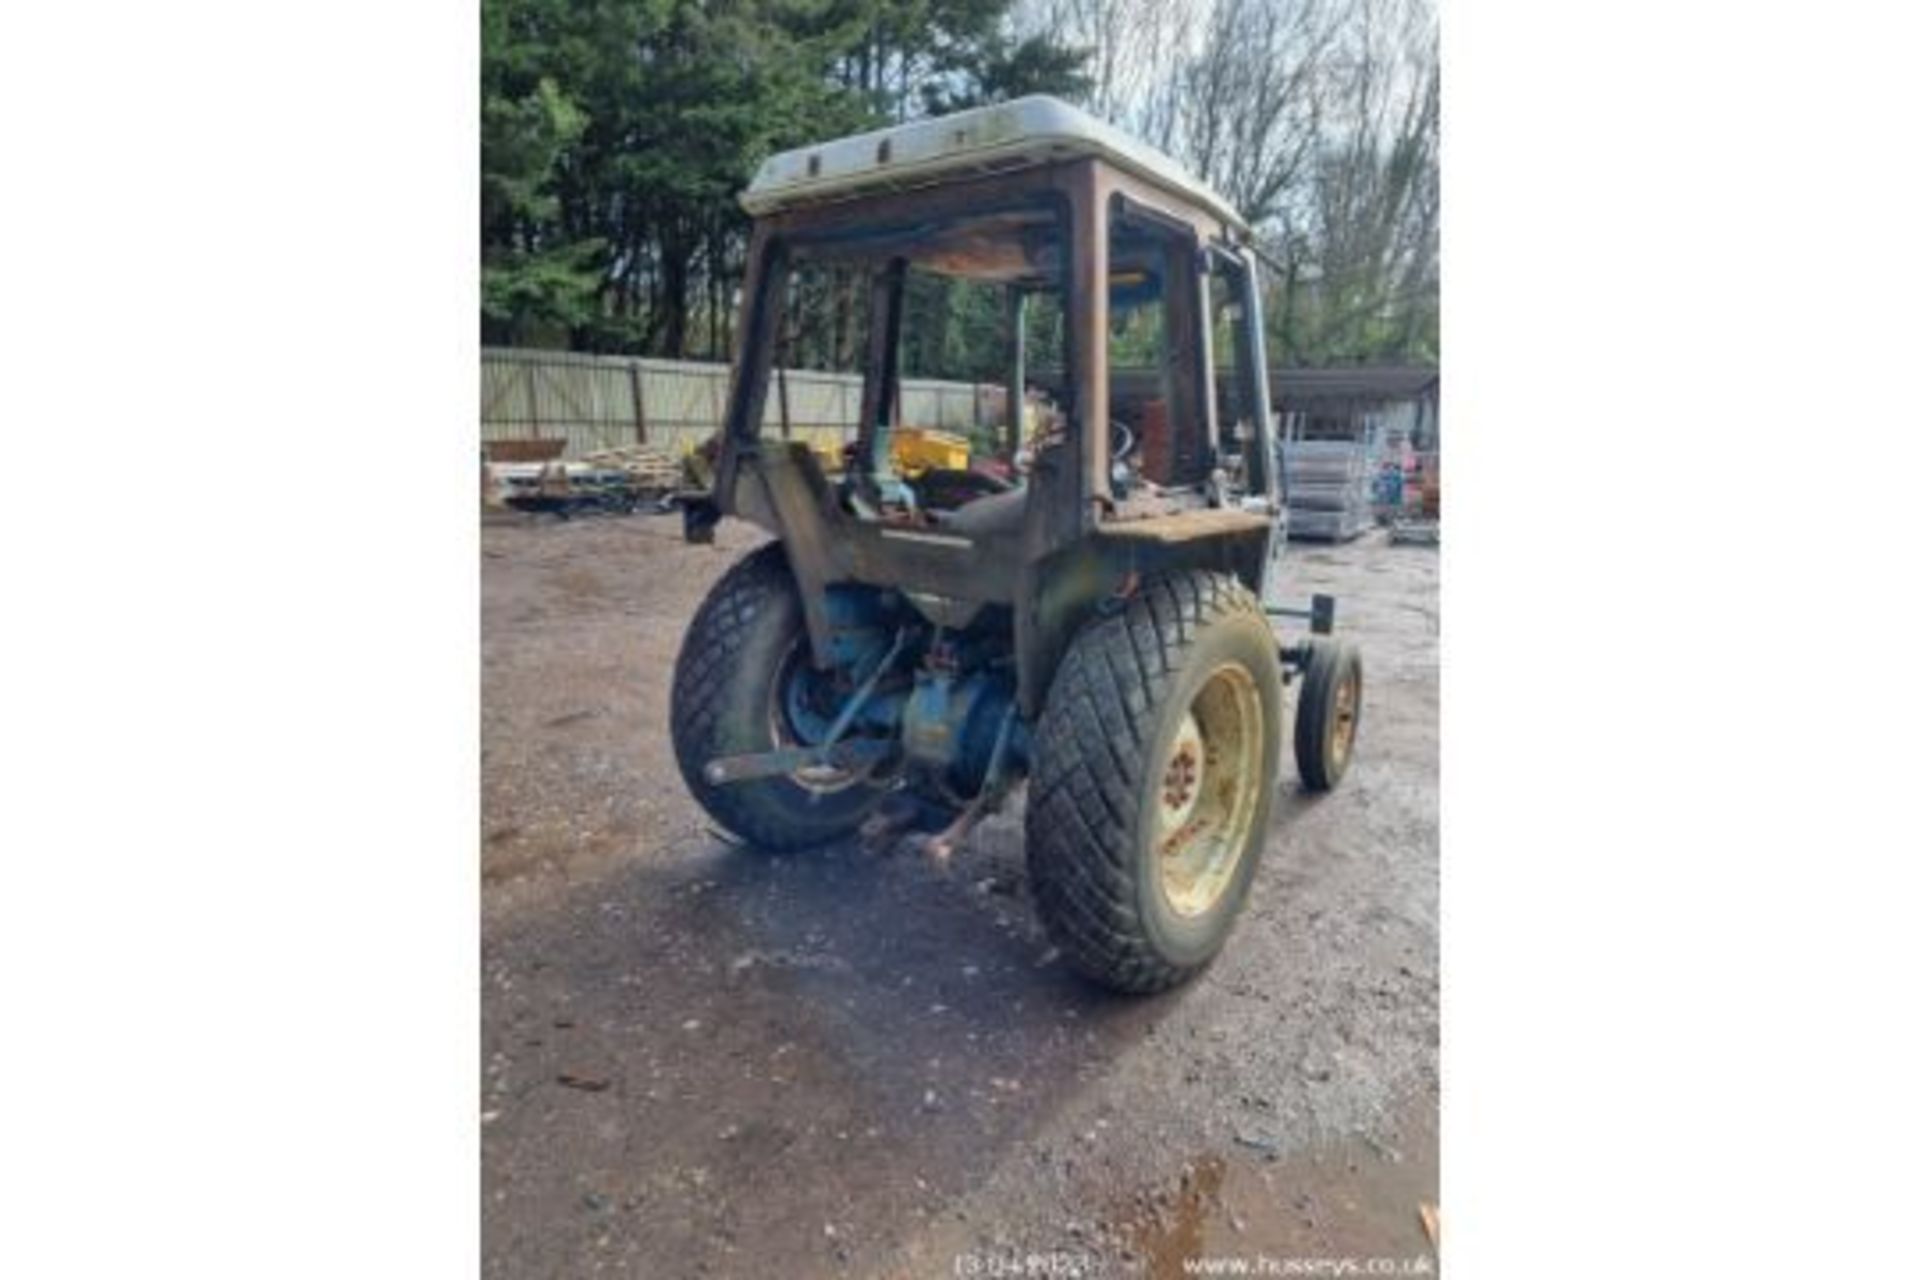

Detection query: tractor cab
(693, 97), (1293, 659)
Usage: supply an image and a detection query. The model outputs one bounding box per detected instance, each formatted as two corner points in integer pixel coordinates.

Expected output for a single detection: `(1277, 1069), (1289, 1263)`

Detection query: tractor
(670, 96), (1362, 994)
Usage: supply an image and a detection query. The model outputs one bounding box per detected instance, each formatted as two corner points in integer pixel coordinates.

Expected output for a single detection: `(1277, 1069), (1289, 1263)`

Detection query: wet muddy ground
(482, 512), (1438, 1278)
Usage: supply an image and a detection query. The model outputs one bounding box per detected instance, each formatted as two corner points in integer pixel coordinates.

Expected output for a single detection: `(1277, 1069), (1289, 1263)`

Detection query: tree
(1017, 0), (1439, 364)
(480, 0), (1091, 357)
(921, 30), (1093, 114)
(481, 5), (605, 346)
(1266, 0), (1438, 363)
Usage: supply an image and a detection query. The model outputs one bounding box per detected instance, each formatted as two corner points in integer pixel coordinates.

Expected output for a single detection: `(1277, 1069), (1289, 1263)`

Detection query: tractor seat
(940, 485), (1028, 538)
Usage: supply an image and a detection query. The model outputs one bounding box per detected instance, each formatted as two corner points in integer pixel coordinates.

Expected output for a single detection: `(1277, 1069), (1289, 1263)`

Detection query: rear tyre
(670, 543), (886, 851)
(1294, 639), (1362, 792)
(1027, 571), (1285, 994)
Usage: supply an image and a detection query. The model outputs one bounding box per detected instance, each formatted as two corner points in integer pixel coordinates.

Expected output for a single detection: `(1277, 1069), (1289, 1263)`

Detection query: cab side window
(1107, 201), (1211, 492)
(1207, 250), (1270, 497)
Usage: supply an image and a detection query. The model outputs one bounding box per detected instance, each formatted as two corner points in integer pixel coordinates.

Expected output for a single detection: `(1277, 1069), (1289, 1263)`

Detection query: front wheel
(1026, 571), (1285, 994)
(669, 544), (887, 851)
(1294, 638), (1362, 792)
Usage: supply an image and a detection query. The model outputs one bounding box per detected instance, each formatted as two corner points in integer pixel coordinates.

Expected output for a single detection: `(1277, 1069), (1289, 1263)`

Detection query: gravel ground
(482, 511), (1439, 1278)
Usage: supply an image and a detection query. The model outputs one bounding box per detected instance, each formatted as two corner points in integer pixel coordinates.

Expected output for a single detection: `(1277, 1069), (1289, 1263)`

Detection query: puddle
(1117, 1156), (1226, 1279)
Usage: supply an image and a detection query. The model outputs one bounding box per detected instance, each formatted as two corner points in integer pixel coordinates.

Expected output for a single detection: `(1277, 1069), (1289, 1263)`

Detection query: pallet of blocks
(1280, 441), (1375, 541)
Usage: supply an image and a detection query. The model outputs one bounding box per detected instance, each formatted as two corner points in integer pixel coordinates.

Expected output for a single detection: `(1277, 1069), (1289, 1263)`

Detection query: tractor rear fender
(1015, 512), (1270, 717)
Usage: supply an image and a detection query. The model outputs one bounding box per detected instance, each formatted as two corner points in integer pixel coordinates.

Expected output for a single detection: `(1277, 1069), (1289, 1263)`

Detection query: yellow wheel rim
(1153, 662), (1265, 918)
(1329, 667), (1358, 772)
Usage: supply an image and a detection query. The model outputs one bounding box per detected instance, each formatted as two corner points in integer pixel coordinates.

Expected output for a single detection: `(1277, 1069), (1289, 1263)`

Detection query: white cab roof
(741, 95), (1248, 235)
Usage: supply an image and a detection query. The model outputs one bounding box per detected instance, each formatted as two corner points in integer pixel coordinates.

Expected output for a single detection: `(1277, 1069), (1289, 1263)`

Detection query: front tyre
(669, 544), (886, 851)
(1026, 571), (1285, 994)
(1294, 639), (1362, 792)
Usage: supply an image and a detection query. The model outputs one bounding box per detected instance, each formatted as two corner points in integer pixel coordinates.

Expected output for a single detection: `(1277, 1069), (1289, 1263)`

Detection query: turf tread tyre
(1026, 570), (1282, 994)
(670, 543), (882, 851)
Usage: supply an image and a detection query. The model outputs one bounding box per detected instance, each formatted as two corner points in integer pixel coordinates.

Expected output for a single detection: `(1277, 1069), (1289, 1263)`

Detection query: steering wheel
(1014, 417), (1138, 478)
(1109, 419), (1138, 498)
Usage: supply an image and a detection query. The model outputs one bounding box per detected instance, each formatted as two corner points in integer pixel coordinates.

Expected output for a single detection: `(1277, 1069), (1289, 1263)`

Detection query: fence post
(629, 359), (647, 445)
(525, 357), (541, 440)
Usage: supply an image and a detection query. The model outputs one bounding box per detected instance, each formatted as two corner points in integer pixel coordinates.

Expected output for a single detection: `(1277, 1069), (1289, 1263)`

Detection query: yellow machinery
(889, 427), (969, 477)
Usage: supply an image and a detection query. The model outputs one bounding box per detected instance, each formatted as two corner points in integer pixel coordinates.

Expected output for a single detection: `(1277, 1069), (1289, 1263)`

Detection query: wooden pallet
(485, 439), (567, 464)
(579, 444), (683, 491)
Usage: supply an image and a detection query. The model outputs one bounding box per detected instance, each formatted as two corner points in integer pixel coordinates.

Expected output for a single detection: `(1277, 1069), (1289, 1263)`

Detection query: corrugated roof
(1272, 365), (1438, 407)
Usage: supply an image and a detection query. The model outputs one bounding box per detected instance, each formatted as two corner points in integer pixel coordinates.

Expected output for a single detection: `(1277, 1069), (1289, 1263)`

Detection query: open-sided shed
(1273, 363), (1439, 453)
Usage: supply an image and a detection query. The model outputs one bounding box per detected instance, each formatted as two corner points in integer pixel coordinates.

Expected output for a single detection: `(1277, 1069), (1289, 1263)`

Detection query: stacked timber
(579, 444), (685, 494)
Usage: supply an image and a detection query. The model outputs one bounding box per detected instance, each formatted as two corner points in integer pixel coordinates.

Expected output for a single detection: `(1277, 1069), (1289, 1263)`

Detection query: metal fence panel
(481, 348), (644, 458)
(637, 358), (731, 457)
(483, 347), (1005, 460)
